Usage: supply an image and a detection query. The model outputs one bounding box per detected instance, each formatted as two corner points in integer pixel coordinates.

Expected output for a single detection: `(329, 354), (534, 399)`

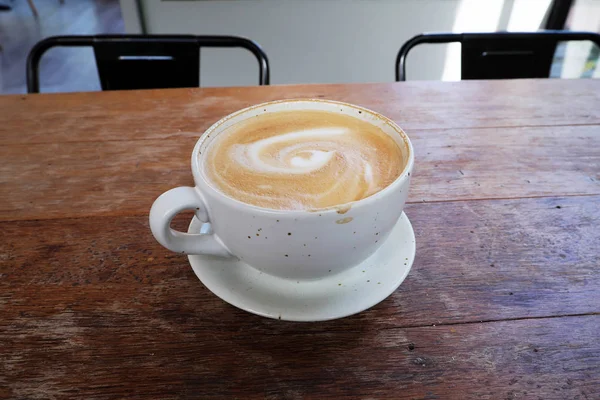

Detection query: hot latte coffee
(203, 109), (404, 210)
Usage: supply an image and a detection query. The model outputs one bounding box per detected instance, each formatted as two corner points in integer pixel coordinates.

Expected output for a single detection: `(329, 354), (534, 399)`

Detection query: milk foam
(203, 110), (404, 210)
(232, 127), (346, 175)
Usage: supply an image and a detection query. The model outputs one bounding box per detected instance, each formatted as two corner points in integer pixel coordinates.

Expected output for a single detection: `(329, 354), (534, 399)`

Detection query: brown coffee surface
(203, 110), (404, 210)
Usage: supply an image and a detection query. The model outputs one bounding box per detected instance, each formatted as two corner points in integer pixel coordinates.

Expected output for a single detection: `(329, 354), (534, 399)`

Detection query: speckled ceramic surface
(187, 212), (415, 322)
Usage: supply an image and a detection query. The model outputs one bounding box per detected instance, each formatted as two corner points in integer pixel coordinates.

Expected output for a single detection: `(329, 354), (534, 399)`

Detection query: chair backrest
(395, 30), (600, 81)
(27, 35), (270, 93)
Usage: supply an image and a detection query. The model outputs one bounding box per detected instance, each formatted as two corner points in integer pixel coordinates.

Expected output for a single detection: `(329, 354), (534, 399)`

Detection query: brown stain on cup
(336, 217), (353, 224)
(336, 205), (352, 215)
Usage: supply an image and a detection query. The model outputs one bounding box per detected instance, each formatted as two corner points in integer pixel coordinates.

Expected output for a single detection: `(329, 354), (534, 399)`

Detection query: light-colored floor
(0, 0), (124, 94)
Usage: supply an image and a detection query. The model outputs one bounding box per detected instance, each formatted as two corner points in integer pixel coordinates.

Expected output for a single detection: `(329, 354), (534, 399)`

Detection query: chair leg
(26, 0), (38, 17)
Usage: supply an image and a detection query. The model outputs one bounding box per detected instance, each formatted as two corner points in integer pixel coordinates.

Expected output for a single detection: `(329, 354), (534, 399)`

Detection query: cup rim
(191, 99), (414, 215)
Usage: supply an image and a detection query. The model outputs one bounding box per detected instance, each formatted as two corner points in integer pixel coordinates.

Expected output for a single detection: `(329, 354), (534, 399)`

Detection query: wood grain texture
(1, 79), (599, 145)
(2, 80), (600, 399)
(2, 199), (599, 398)
(1, 195), (598, 329)
(1, 124), (599, 221)
(0, 298), (597, 399)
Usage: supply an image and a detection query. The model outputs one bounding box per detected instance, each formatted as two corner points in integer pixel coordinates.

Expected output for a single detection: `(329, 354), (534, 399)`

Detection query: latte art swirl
(232, 127), (347, 174)
(204, 110), (404, 210)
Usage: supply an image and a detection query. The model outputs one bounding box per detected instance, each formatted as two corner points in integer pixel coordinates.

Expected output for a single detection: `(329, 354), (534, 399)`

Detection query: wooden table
(1, 79), (599, 399)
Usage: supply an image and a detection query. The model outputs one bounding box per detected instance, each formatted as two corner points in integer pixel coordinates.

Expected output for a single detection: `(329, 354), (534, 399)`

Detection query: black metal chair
(27, 35), (270, 93)
(395, 30), (600, 81)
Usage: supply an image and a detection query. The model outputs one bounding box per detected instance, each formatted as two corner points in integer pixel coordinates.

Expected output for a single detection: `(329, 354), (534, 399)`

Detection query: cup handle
(149, 187), (232, 257)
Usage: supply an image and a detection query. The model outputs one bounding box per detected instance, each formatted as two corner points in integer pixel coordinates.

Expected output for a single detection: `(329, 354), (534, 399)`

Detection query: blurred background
(1, 0), (599, 94)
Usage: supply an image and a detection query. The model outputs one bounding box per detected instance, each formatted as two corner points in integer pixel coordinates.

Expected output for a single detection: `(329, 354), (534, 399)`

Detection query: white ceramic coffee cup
(149, 99), (414, 280)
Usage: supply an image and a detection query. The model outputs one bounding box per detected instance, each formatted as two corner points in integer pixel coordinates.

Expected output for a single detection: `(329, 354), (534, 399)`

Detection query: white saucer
(187, 213), (415, 322)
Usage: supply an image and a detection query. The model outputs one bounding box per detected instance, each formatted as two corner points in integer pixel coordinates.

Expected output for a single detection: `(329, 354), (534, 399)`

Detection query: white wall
(121, 0), (461, 86)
